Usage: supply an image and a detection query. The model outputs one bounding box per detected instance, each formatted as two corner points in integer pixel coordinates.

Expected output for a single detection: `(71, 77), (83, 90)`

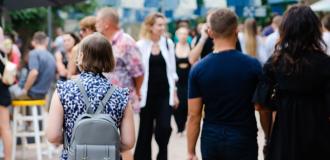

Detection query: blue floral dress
(56, 72), (129, 160)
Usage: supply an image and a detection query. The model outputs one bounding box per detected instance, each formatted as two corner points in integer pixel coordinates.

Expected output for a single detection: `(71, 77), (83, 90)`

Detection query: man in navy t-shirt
(187, 8), (262, 160)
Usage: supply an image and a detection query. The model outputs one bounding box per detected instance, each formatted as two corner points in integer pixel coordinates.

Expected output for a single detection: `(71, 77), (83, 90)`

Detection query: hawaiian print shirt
(103, 30), (144, 111)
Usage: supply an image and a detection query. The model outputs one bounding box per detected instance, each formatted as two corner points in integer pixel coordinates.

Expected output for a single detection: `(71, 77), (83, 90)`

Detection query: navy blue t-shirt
(188, 50), (262, 129)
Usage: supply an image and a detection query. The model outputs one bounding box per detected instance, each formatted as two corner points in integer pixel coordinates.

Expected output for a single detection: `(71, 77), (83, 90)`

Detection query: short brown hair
(80, 16), (96, 32)
(32, 31), (48, 44)
(208, 8), (238, 38)
(78, 33), (115, 73)
(98, 7), (119, 25)
(322, 14), (330, 31)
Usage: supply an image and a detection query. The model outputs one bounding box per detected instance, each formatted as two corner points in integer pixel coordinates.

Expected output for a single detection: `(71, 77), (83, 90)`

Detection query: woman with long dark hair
(55, 32), (80, 81)
(254, 5), (330, 160)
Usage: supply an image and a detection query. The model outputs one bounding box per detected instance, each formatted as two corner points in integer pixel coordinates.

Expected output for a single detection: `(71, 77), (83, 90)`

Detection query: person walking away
(187, 8), (261, 160)
(46, 33), (135, 160)
(254, 5), (330, 160)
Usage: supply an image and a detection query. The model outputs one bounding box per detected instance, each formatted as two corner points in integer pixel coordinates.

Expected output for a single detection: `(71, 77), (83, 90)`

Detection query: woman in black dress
(174, 27), (191, 134)
(0, 49), (12, 160)
(254, 5), (330, 160)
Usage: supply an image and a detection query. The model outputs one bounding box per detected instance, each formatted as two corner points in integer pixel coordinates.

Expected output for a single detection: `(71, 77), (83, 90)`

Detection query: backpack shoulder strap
(73, 78), (93, 113)
(95, 85), (117, 114)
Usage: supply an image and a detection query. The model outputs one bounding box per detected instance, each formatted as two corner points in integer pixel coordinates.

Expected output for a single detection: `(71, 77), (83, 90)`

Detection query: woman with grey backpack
(46, 33), (135, 160)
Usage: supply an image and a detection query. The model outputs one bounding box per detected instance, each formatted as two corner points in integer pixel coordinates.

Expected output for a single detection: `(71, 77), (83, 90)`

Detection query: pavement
(9, 112), (265, 160)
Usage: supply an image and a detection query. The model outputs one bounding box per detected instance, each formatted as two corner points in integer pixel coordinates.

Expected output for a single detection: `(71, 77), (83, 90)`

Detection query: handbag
(253, 76), (278, 110)
(0, 52), (17, 85)
(253, 76), (278, 159)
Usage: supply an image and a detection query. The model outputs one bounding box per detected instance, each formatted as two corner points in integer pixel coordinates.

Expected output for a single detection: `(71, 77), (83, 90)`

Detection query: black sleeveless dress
(174, 55), (191, 132)
(0, 52), (11, 107)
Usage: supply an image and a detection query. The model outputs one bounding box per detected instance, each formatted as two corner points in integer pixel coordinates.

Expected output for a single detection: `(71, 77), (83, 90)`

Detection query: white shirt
(137, 36), (178, 108)
(265, 31), (279, 59)
(323, 32), (330, 56)
(238, 32), (268, 64)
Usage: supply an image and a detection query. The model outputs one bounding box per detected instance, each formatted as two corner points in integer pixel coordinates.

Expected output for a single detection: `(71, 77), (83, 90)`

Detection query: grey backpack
(64, 78), (120, 160)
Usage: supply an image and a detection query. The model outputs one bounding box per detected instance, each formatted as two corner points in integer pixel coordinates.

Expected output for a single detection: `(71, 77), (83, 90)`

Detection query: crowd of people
(0, 3), (329, 160)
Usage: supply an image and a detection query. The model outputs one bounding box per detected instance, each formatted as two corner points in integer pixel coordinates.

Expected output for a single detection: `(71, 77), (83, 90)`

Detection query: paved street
(11, 112), (265, 160)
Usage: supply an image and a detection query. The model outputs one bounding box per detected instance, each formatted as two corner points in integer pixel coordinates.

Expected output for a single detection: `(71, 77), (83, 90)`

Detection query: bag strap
(74, 78), (92, 113)
(74, 77), (117, 114)
(95, 84), (117, 114)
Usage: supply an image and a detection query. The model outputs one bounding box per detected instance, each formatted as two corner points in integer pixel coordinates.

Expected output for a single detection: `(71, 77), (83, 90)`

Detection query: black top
(255, 53), (330, 160)
(176, 55), (191, 106)
(194, 36), (242, 58)
(176, 55), (191, 87)
(61, 51), (69, 68)
(0, 52), (11, 106)
(189, 50), (261, 131)
(148, 52), (169, 95)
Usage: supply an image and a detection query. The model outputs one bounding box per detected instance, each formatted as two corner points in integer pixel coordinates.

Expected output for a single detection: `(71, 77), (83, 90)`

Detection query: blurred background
(0, 0), (328, 53)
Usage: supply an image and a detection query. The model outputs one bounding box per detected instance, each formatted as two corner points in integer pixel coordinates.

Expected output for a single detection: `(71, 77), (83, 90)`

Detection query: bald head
(97, 7), (119, 25)
(96, 7), (120, 37)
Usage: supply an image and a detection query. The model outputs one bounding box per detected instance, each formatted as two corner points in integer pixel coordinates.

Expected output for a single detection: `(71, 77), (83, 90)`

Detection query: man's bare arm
(187, 97), (203, 158)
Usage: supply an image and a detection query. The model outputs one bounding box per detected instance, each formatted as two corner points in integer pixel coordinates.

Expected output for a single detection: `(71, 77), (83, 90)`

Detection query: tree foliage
(4, 0), (99, 50)
(9, 8), (48, 32)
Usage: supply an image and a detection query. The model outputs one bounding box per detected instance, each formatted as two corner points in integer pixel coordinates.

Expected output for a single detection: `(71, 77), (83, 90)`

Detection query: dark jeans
(134, 92), (172, 160)
(201, 122), (258, 160)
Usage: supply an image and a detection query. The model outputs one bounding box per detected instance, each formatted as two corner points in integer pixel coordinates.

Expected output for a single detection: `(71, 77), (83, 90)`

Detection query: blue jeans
(201, 123), (258, 160)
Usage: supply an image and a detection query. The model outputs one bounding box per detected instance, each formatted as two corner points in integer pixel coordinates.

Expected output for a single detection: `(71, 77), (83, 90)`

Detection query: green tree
(6, 8), (48, 50)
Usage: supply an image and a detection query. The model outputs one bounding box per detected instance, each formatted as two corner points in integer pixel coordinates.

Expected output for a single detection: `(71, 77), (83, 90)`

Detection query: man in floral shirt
(96, 7), (144, 113)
